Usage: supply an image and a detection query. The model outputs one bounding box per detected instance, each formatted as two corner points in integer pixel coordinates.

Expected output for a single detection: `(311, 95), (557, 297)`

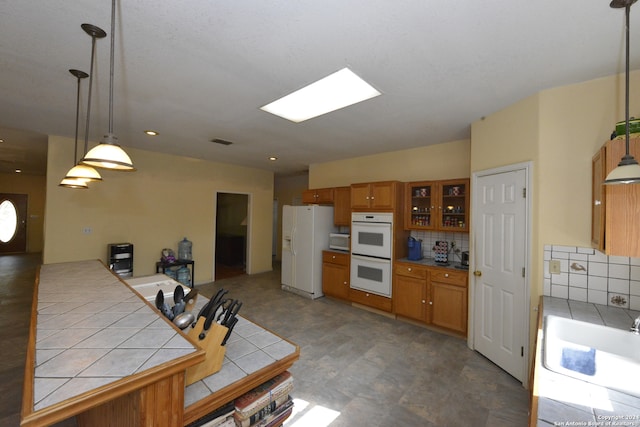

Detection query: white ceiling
(1, 0), (639, 176)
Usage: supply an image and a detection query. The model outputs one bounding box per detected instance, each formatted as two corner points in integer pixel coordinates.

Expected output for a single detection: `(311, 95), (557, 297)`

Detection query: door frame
(468, 161), (533, 387)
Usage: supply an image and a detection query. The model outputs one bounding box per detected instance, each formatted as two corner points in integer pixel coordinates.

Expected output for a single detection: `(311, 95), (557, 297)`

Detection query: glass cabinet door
(405, 182), (436, 230)
(438, 179), (468, 231)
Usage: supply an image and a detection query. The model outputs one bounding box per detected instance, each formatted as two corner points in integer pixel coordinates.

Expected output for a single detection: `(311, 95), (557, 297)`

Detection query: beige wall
(471, 70), (640, 357)
(309, 139), (471, 188)
(43, 135), (274, 283)
(0, 172), (46, 252)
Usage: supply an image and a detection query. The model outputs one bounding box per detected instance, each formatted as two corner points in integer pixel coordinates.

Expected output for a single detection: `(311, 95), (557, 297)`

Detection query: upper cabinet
(351, 181), (402, 211)
(598, 136), (640, 257)
(404, 179), (470, 232)
(333, 186), (351, 226)
(302, 188), (334, 204)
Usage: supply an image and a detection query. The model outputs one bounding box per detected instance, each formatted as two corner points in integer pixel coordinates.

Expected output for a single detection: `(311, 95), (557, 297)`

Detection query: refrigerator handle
(291, 226), (296, 256)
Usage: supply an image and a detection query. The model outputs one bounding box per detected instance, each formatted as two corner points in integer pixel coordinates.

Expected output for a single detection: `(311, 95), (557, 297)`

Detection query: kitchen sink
(544, 315), (640, 397)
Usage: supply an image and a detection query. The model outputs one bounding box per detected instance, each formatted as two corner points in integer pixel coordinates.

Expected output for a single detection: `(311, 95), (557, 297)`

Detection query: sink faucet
(632, 315), (640, 335)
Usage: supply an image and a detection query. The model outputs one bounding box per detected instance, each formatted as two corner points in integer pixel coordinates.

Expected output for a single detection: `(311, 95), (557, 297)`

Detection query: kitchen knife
(221, 317), (238, 345)
(199, 299), (227, 340)
(222, 300), (242, 327)
(183, 288), (198, 312)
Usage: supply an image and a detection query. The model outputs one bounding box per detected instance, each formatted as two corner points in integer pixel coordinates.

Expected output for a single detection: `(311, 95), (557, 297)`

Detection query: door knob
(473, 270), (482, 277)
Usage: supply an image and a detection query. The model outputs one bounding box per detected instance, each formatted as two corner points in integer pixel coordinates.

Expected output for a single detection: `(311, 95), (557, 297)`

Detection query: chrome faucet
(632, 315), (640, 335)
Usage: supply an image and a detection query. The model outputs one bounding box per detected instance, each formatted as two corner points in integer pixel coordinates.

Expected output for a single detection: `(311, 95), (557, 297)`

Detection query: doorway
(215, 192), (248, 280)
(470, 162), (531, 384)
(0, 193), (28, 254)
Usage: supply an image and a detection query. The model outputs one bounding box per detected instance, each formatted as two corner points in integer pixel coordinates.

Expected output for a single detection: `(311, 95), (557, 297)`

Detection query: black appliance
(461, 251), (469, 266)
(108, 243), (133, 278)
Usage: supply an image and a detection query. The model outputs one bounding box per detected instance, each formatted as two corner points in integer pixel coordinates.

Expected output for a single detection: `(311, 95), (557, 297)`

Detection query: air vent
(211, 138), (233, 146)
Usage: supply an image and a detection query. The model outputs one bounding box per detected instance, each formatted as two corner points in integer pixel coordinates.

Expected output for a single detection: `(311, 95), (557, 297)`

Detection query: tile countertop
(536, 296), (640, 426)
(126, 274), (299, 411)
(396, 256), (470, 271)
(32, 261), (201, 412)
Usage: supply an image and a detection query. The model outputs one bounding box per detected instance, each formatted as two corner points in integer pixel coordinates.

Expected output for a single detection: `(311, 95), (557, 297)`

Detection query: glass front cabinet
(404, 179), (470, 232)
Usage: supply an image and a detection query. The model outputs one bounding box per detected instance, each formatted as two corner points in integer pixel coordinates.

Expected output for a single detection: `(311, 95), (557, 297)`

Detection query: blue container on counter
(407, 237), (423, 261)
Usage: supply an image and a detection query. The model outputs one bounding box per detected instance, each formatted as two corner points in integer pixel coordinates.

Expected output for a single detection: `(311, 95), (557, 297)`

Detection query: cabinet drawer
(394, 263), (427, 280)
(430, 269), (467, 286)
(322, 251), (349, 266)
(350, 288), (392, 312)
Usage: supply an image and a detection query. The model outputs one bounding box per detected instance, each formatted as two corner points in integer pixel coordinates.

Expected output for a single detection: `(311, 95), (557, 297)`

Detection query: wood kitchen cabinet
(302, 187), (334, 204)
(405, 179), (470, 232)
(322, 250), (350, 300)
(349, 288), (393, 312)
(595, 136), (640, 257)
(393, 261), (468, 336)
(333, 186), (351, 226)
(350, 181), (401, 211)
(393, 262), (428, 322)
(428, 269), (468, 335)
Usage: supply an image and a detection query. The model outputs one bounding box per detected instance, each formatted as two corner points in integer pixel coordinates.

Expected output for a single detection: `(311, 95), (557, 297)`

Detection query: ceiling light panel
(260, 67), (381, 123)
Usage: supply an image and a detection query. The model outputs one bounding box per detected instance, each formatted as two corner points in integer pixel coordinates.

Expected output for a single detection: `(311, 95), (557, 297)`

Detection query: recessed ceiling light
(260, 67), (381, 123)
(269, 156), (278, 161)
(0, 139), (4, 143)
(15, 169), (22, 173)
(144, 130), (159, 136)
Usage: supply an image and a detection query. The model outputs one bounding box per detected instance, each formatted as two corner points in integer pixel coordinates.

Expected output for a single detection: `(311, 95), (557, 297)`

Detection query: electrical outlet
(549, 260), (561, 274)
(82, 227), (92, 235)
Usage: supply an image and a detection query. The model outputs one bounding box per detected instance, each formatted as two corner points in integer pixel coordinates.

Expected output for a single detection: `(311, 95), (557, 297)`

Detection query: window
(0, 200), (18, 243)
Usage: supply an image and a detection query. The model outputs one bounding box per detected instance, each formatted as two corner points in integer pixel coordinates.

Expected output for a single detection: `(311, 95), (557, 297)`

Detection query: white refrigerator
(281, 205), (337, 299)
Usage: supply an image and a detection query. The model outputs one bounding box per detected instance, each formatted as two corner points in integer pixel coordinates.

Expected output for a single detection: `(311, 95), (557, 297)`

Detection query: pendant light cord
(108, 0), (115, 135)
(84, 35), (97, 156)
(624, 3), (631, 161)
(74, 76), (81, 164)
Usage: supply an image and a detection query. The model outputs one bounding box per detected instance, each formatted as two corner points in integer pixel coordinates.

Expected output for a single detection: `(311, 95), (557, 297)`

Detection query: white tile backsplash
(544, 245), (640, 309)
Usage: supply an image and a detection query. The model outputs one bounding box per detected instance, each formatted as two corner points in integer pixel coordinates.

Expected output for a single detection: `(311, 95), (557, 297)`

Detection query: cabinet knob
(444, 273), (449, 278)
(343, 281), (347, 285)
(407, 267), (412, 272)
(594, 200), (601, 206)
(366, 293), (370, 297)
(332, 255), (336, 259)
(422, 300), (426, 304)
(371, 196), (374, 199)
(429, 301), (433, 305)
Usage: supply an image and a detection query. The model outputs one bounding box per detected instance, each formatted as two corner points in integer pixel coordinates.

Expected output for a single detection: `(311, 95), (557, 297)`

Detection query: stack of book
(187, 401), (235, 427)
(233, 371), (294, 427)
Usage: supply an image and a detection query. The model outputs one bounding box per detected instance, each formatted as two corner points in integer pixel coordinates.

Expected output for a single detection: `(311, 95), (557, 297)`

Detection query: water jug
(178, 237), (192, 261)
(176, 265), (191, 287)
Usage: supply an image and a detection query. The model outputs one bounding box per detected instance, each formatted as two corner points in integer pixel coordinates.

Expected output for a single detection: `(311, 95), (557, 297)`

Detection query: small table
(156, 260), (195, 287)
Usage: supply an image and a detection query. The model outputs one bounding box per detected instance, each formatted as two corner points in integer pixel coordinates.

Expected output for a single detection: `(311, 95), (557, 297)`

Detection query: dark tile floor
(3, 254), (530, 426)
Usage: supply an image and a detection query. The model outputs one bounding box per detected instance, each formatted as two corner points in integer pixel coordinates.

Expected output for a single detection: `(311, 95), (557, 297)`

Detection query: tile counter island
(21, 261), (299, 427)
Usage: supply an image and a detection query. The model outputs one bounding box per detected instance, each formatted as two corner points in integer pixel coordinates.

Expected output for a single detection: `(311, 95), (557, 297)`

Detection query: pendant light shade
(81, 0), (135, 171)
(605, 0), (640, 185)
(60, 69), (91, 189)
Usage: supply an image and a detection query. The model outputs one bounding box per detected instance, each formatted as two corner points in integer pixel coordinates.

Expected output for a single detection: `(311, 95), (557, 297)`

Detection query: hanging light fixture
(605, 0), (640, 185)
(59, 69), (89, 189)
(81, 0), (135, 171)
(63, 24), (106, 184)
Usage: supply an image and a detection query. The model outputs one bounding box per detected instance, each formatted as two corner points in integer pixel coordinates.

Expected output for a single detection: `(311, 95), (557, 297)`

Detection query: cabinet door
(605, 137), (640, 257)
(394, 274), (427, 321)
(333, 186), (351, 226)
(322, 262), (350, 300)
(591, 147), (605, 251)
(405, 181), (436, 230)
(302, 190), (317, 204)
(369, 182), (395, 210)
(437, 179), (469, 232)
(315, 188), (335, 204)
(429, 281), (467, 335)
(350, 183), (372, 209)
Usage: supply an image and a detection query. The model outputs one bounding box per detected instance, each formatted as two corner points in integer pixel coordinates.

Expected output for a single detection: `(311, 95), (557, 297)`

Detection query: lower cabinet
(349, 288), (393, 312)
(394, 261), (468, 336)
(322, 251), (350, 300)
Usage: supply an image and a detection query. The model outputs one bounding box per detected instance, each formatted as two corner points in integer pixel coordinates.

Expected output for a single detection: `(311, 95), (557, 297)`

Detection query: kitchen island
(21, 261), (299, 427)
(532, 296), (640, 426)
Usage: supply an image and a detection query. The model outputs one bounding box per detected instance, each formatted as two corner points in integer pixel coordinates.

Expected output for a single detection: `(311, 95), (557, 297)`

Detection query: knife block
(185, 317), (228, 385)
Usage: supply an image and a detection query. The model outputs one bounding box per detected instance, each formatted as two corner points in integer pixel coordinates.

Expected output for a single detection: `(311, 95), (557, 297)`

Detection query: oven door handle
(351, 254), (391, 263)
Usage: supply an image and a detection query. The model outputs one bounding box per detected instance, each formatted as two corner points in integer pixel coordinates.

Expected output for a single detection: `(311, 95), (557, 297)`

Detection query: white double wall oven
(350, 212), (393, 298)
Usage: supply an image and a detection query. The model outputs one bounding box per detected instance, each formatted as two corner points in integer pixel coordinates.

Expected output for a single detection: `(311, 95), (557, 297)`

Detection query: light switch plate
(549, 260), (561, 274)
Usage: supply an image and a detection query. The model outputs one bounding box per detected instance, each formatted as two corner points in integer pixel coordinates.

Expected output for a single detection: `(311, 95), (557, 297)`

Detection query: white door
(473, 168), (527, 382)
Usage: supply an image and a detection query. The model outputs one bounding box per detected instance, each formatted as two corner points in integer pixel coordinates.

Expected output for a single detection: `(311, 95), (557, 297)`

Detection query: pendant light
(59, 69), (89, 189)
(605, 0), (640, 185)
(63, 24), (106, 184)
(81, 0), (135, 171)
